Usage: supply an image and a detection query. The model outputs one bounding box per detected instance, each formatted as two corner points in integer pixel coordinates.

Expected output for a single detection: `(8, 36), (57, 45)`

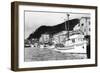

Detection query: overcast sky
(25, 11), (90, 39)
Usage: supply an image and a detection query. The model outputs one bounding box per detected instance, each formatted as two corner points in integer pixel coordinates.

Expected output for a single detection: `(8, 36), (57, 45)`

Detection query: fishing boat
(54, 13), (88, 53)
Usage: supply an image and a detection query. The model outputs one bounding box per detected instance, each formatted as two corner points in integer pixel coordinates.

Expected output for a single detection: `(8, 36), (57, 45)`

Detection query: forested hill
(27, 18), (79, 40)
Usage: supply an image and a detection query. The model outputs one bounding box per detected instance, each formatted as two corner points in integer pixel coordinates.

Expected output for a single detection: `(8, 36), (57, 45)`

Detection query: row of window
(78, 21), (90, 27)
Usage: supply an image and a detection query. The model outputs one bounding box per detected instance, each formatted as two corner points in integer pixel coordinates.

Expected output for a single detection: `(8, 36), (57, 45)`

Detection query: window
(84, 28), (86, 32)
(72, 39), (75, 43)
(89, 28), (90, 31)
(81, 23), (84, 26)
(89, 21), (90, 25)
(82, 46), (84, 49)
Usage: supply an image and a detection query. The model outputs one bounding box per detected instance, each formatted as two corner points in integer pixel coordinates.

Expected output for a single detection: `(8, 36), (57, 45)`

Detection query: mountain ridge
(27, 18), (79, 40)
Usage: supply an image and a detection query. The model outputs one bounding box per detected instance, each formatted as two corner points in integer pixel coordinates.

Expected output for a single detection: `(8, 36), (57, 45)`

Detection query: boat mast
(67, 13), (70, 40)
(65, 16), (67, 31)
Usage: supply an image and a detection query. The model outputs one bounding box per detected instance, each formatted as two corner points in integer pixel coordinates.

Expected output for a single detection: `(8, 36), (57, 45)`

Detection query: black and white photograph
(24, 11), (91, 62)
(11, 2), (97, 71)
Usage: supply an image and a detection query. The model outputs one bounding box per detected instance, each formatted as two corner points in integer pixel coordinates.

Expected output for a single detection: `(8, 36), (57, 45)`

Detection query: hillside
(27, 18), (79, 40)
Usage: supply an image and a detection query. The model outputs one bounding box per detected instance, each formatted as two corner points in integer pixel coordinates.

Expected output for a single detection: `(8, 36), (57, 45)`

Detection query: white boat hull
(55, 41), (87, 53)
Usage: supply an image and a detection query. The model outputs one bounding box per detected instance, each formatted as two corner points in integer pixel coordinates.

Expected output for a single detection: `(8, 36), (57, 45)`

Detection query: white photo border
(18, 4), (96, 68)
